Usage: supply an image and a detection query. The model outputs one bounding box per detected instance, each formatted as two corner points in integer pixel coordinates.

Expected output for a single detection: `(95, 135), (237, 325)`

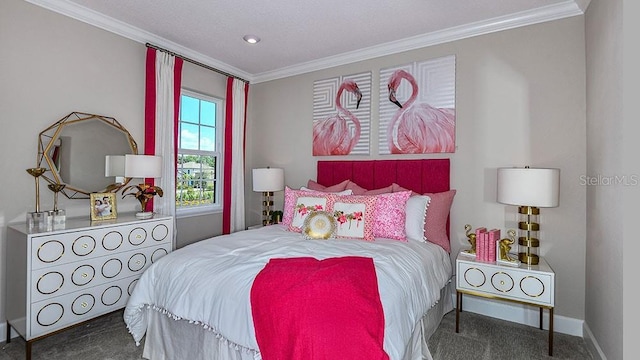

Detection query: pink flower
(314, 204), (324, 211)
(337, 214), (347, 225)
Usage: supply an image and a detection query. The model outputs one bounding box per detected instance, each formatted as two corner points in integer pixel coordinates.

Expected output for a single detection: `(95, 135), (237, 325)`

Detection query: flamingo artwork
(386, 69), (455, 153)
(313, 79), (362, 156)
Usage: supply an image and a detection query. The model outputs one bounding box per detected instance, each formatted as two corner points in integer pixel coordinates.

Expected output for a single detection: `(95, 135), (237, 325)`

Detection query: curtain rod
(146, 43), (249, 84)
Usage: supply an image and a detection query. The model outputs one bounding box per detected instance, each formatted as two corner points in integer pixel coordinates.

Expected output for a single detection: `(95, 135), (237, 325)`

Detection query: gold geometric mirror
(38, 112), (138, 199)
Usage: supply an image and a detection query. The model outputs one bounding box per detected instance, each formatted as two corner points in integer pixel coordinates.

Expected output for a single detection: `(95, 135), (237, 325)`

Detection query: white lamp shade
(252, 168), (284, 192)
(124, 155), (163, 179)
(497, 167), (560, 208)
(105, 155), (125, 177)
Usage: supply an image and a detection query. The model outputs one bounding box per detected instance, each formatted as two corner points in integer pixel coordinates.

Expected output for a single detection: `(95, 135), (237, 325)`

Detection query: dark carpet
(1, 309), (593, 359)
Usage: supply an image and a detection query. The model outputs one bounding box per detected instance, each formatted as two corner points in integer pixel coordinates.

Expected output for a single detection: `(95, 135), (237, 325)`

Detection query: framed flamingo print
(379, 55), (456, 154)
(312, 72), (371, 156)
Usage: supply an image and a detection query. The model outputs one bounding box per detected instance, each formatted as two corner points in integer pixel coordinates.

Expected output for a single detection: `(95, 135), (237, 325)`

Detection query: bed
(124, 159), (455, 360)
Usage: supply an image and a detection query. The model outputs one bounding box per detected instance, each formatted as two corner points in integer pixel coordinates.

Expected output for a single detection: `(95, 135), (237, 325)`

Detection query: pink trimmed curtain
(144, 48), (183, 246)
(222, 77), (248, 234)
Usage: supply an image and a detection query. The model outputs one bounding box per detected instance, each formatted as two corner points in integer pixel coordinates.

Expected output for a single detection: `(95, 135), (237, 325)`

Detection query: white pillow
(404, 195), (431, 242)
(299, 187), (353, 195)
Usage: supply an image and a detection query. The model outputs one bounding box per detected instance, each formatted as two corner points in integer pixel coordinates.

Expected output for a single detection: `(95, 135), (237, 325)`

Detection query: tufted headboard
(316, 159), (451, 237)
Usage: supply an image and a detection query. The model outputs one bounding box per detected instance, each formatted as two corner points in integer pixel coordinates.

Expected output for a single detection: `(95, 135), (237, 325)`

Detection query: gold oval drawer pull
(82, 273), (88, 278)
(136, 235), (142, 239)
(82, 302), (88, 308)
(82, 243), (88, 248)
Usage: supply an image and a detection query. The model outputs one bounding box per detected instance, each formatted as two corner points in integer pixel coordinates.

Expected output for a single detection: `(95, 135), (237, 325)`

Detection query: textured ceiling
(29, 0), (588, 82)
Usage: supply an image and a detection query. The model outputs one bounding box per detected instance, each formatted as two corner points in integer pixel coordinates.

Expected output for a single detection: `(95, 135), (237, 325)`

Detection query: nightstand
(455, 251), (555, 356)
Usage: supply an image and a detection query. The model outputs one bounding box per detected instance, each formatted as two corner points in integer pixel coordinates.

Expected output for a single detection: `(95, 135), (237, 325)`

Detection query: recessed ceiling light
(243, 35), (261, 44)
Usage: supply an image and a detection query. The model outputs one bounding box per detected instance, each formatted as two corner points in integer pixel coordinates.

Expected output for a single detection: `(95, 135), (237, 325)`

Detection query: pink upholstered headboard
(316, 159), (451, 236)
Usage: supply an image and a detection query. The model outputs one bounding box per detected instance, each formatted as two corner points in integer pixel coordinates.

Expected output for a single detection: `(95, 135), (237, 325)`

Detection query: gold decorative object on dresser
(5, 214), (174, 360)
(455, 251), (555, 356)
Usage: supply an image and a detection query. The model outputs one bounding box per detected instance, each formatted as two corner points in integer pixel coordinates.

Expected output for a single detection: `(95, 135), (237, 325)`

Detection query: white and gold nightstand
(455, 251), (556, 356)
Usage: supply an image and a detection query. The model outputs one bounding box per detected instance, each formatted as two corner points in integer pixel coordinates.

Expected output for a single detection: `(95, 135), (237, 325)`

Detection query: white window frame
(176, 89), (224, 218)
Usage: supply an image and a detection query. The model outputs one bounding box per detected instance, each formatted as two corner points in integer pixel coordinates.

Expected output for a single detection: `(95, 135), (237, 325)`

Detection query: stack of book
(474, 227), (501, 262)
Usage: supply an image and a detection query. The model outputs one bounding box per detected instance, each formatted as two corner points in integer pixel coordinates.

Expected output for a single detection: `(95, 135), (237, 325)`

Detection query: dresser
(455, 251), (555, 355)
(5, 214), (173, 360)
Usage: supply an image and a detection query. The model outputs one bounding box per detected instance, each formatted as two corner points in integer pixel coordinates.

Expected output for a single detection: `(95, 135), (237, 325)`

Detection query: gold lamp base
(518, 206), (540, 265)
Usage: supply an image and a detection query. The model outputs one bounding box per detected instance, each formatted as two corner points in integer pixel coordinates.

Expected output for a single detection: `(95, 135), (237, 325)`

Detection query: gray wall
(0, 0), (225, 332)
(3, 0), (629, 358)
(585, 0), (623, 359)
(247, 17), (588, 324)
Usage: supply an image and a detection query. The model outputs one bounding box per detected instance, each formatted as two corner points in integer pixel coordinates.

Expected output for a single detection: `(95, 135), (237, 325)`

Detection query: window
(177, 90), (223, 215)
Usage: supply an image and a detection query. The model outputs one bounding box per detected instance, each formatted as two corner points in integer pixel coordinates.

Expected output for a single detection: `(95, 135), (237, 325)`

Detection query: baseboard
(451, 293), (583, 337)
(583, 322), (607, 360)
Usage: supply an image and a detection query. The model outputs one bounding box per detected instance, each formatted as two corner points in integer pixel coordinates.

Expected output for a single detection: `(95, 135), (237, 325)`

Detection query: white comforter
(124, 225), (452, 360)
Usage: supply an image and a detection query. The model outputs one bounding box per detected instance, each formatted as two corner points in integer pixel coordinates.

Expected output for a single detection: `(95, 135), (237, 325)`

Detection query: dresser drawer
(457, 261), (554, 307)
(30, 219), (171, 270)
(29, 275), (140, 338)
(30, 243), (171, 303)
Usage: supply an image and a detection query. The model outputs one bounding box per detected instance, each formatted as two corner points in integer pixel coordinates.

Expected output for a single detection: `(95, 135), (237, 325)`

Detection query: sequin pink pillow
(328, 195), (377, 241)
(372, 191), (412, 241)
(282, 187), (332, 227)
(392, 184), (456, 253)
(422, 190), (456, 253)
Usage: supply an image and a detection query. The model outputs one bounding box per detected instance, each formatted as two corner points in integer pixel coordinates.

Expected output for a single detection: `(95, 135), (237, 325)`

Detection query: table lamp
(123, 154), (163, 219)
(497, 166), (560, 265)
(252, 167), (284, 226)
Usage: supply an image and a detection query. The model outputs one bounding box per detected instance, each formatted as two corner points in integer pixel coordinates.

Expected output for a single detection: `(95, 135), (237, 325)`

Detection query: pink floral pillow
(372, 191), (412, 241)
(282, 187), (331, 227)
(346, 181), (394, 195)
(328, 195), (377, 241)
(306, 179), (350, 192)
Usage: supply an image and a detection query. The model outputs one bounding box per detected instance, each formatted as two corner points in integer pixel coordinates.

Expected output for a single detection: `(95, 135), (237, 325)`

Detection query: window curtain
(144, 48), (183, 246)
(222, 77), (248, 234)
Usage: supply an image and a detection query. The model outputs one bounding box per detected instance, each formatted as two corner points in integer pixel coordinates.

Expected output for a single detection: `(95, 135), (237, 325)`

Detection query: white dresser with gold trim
(5, 214), (173, 358)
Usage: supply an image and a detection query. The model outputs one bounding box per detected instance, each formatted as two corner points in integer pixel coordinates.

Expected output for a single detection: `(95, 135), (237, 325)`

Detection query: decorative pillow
(404, 195), (431, 242)
(302, 211), (337, 240)
(422, 190), (456, 253)
(306, 179), (350, 192)
(328, 195), (377, 241)
(299, 187), (353, 195)
(391, 183), (420, 197)
(372, 191), (412, 241)
(282, 187), (331, 227)
(346, 181), (394, 195)
(288, 194), (331, 232)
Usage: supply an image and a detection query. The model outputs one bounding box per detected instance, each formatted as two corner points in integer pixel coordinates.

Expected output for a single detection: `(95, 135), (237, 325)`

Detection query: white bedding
(124, 225), (453, 360)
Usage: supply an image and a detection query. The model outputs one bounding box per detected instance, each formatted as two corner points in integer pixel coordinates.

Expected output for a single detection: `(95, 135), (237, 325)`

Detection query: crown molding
(26, 0), (584, 84)
(24, 0), (253, 82)
(252, 1), (584, 83)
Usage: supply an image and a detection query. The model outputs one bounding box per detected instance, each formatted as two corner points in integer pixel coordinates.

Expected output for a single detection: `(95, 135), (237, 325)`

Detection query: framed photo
(90, 192), (117, 221)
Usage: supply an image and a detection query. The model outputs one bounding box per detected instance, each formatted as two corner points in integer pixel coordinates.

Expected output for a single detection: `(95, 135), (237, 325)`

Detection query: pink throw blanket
(250, 256), (389, 360)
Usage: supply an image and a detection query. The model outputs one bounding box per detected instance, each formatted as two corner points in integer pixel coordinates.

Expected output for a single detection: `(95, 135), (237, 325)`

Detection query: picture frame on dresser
(90, 192), (117, 221)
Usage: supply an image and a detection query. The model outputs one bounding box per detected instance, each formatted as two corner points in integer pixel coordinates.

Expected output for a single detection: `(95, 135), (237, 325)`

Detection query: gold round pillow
(302, 211), (336, 240)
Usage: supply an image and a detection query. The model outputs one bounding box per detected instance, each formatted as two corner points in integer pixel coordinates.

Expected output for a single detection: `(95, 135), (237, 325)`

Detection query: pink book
(488, 229), (500, 262)
(475, 228), (487, 261)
